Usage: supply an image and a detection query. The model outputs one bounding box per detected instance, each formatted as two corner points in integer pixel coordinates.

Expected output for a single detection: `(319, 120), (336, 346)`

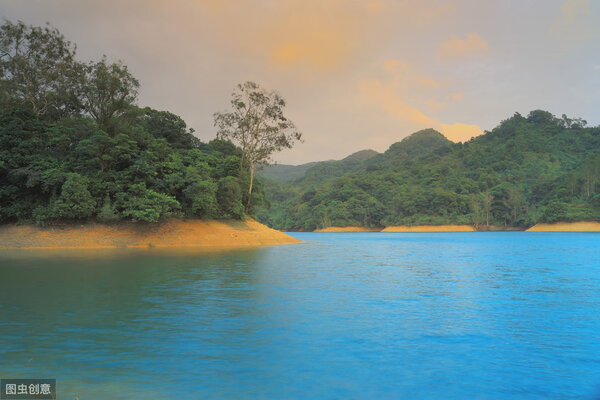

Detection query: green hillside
(259, 148), (378, 185)
(258, 162), (318, 183)
(299, 149), (379, 187)
(0, 21), (260, 225)
(368, 129), (451, 166)
(256, 110), (600, 231)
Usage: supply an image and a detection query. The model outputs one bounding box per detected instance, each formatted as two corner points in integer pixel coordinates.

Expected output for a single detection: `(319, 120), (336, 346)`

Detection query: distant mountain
(363, 129), (452, 171)
(257, 110), (600, 231)
(300, 149), (379, 186)
(343, 149), (379, 161)
(258, 149), (379, 185)
(258, 162), (318, 183)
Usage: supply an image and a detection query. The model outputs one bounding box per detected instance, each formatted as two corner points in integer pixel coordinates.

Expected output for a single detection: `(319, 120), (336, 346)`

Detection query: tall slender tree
(483, 190), (494, 226)
(214, 81), (302, 210)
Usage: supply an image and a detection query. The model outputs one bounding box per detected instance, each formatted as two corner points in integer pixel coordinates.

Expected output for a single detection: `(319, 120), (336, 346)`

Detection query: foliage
(214, 81), (302, 209)
(217, 176), (245, 219)
(258, 162), (318, 184)
(0, 20), (78, 117)
(77, 57), (139, 131)
(52, 173), (96, 219)
(258, 112), (600, 230)
(117, 183), (180, 222)
(0, 20), (259, 225)
(98, 194), (118, 222)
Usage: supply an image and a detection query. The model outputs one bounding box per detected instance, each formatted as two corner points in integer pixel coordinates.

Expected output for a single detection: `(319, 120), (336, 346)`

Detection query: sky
(1, 0), (599, 164)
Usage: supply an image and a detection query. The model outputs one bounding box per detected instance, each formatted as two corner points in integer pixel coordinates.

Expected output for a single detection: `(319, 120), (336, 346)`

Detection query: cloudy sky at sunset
(2, 0), (599, 163)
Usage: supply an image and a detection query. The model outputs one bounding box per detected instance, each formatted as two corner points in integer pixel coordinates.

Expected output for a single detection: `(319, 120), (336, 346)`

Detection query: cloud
(190, 0), (453, 76)
(360, 59), (450, 116)
(439, 123), (484, 142)
(359, 78), (483, 142)
(425, 98), (448, 112)
(192, 0), (399, 74)
(383, 59), (444, 89)
(449, 92), (464, 102)
(438, 33), (489, 60)
(551, 0), (598, 51)
(358, 60), (483, 143)
(358, 79), (437, 126)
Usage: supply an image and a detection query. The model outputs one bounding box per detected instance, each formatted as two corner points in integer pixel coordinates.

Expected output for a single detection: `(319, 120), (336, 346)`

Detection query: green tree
(504, 185), (524, 225)
(78, 57), (139, 131)
(182, 180), (218, 218)
(214, 81), (302, 210)
(483, 190), (494, 226)
(98, 194), (118, 222)
(118, 183), (180, 222)
(0, 20), (78, 117)
(470, 194), (484, 226)
(217, 176), (244, 219)
(53, 173), (96, 219)
(542, 200), (567, 223)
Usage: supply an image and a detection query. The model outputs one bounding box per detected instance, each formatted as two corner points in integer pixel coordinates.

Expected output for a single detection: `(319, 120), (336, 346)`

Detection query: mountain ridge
(257, 110), (600, 231)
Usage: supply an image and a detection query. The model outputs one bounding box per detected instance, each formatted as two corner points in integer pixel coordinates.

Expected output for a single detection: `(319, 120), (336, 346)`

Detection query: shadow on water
(0, 247), (273, 399)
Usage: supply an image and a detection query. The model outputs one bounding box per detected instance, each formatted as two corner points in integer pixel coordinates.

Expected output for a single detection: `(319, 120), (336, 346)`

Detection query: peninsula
(0, 218), (298, 250)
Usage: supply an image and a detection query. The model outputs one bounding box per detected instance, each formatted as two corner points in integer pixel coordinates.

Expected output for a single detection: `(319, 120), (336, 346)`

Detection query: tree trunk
(246, 163), (255, 211)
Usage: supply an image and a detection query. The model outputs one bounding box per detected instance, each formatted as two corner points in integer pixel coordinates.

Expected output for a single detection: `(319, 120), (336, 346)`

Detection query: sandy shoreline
(314, 225), (476, 232)
(0, 218), (300, 250)
(382, 225), (476, 232)
(527, 222), (600, 232)
(314, 226), (382, 232)
(313, 222), (600, 233)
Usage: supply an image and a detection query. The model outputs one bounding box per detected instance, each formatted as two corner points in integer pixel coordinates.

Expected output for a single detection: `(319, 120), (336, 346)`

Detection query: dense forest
(0, 21), (261, 224)
(257, 112), (600, 230)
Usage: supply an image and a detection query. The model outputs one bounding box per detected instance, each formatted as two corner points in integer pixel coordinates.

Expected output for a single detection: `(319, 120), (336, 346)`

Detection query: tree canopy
(214, 81), (302, 210)
(0, 20), (259, 225)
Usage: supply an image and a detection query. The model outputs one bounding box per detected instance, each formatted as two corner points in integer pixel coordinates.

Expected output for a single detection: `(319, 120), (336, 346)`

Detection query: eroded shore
(382, 225), (475, 232)
(0, 218), (300, 250)
(312, 222), (600, 232)
(313, 226), (382, 232)
(527, 222), (600, 232)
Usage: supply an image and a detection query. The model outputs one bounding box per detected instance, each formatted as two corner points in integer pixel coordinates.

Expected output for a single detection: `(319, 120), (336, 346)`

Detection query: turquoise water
(0, 232), (599, 399)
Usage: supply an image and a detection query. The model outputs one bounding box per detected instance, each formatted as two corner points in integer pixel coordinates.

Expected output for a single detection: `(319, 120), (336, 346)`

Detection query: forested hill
(258, 162), (318, 184)
(0, 21), (259, 225)
(256, 111), (600, 231)
(258, 149), (379, 184)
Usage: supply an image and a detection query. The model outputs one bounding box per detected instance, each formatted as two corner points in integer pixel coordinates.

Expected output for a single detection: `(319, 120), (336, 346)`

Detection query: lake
(1, 232), (599, 399)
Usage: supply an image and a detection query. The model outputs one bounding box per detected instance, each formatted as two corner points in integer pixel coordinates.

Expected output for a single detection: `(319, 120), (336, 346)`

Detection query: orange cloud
(440, 123), (484, 142)
(383, 59), (444, 89)
(361, 59), (449, 118)
(193, 0), (398, 73)
(191, 0), (453, 75)
(425, 98), (447, 112)
(358, 79), (436, 126)
(438, 33), (489, 60)
(449, 92), (464, 102)
(269, 27), (355, 70)
(359, 61), (483, 143)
